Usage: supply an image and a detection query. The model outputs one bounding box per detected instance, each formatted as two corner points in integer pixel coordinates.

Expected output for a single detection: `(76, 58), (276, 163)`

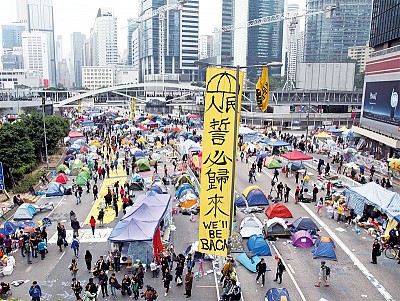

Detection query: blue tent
(46, 182), (65, 197)
(235, 195), (247, 207)
(0, 222), (18, 236)
(132, 174), (144, 183)
(265, 288), (291, 301)
(149, 186), (163, 194)
(176, 184), (195, 199)
(292, 217), (318, 232)
(247, 234), (272, 256)
(13, 203), (37, 220)
(246, 190), (269, 206)
(312, 236), (337, 260)
(134, 151), (145, 158)
(268, 139), (291, 147)
(236, 252), (268, 273)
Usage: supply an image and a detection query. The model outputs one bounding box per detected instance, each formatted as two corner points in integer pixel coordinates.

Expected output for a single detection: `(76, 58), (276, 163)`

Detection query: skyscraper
(90, 8), (118, 67)
(199, 35), (213, 59)
(17, 0), (57, 86)
(71, 32), (86, 87)
(304, 0), (372, 63)
(2, 24), (25, 49)
(127, 19), (139, 66)
(221, 0), (234, 65)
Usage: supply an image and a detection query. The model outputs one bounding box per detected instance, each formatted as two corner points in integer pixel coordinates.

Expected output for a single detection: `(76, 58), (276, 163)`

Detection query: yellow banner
(131, 97), (136, 121)
(256, 66), (269, 112)
(198, 67), (244, 256)
(388, 159), (400, 171)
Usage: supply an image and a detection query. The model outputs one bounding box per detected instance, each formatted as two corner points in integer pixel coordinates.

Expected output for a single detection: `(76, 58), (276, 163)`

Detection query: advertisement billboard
(362, 80), (400, 130)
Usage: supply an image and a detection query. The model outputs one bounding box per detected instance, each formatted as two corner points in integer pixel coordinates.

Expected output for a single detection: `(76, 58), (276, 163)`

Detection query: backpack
(274, 169), (279, 176)
(325, 266), (331, 277)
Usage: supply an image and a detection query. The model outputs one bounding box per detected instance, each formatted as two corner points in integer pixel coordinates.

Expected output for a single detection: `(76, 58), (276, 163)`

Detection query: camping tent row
(108, 191), (172, 265)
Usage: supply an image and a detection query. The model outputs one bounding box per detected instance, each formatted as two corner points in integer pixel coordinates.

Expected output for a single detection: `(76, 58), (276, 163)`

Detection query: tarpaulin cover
(280, 150), (313, 161)
(236, 252), (265, 273)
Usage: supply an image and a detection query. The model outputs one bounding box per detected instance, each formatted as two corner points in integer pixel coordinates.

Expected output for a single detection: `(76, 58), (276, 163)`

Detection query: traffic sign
(0, 162), (4, 191)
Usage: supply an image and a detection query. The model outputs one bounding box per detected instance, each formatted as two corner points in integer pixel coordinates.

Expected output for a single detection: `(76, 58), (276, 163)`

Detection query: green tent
(76, 173), (87, 185)
(137, 158), (151, 171)
(56, 164), (68, 173)
(265, 159), (282, 169)
(71, 159), (83, 170)
(79, 171), (91, 180)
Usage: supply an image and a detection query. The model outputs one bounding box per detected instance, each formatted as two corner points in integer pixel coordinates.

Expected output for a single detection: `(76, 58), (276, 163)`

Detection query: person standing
(273, 257), (285, 284)
(71, 219), (80, 238)
(256, 258), (267, 287)
(295, 186), (300, 204)
(164, 164), (168, 178)
(316, 197), (324, 217)
(71, 277), (82, 301)
(93, 184), (98, 201)
(89, 216), (96, 235)
(29, 281), (42, 301)
(277, 182), (284, 201)
(371, 239), (381, 264)
(25, 236), (32, 264)
(337, 203), (344, 223)
(121, 274), (132, 296)
(98, 270), (109, 298)
(85, 250), (93, 272)
(163, 268), (173, 296)
(284, 184), (291, 203)
(37, 239), (47, 260)
(113, 200), (119, 218)
(109, 273), (120, 299)
(71, 235), (80, 258)
(315, 261), (329, 287)
(184, 270), (193, 298)
(312, 184), (319, 203)
(272, 168), (279, 182)
(326, 181), (332, 196)
(98, 208), (105, 227)
(154, 160), (158, 174)
(74, 189), (81, 205)
(69, 258), (79, 278)
(295, 170), (299, 184)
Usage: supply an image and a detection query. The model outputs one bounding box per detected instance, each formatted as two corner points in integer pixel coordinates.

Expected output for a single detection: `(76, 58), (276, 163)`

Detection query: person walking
(74, 189), (81, 205)
(85, 250), (93, 272)
(164, 164), (168, 178)
(316, 197), (324, 217)
(312, 184), (319, 203)
(71, 277), (83, 301)
(184, 270), (193, 298)
(98, 270), (109, 298)
(69, 258), (79, 278)
(371, 239), (381, 264)
(163, 268), (173, 296)
(71, 235), (80, 258)
(284, 184), (291, 203)
(295, 170), (299, 184)
(315, 261), (329, 287)
(154, 160), (158, 174)
(109, 273), (120, 299)
(295, 186), (300, 204)
(98, 208), (105, 227)
(273, 257), (285, 284)
(89, 216), (96, 235)
(29, 281), (42, 301)
(93, 184), (98, 201)
(256, 258), (267, 287)
(272, 168), (279, 182)
(71, 219), (80, 238)
(113, 200), (119, 218)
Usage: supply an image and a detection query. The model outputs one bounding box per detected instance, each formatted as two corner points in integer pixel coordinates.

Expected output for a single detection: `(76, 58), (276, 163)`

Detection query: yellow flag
(256, 66), (269, 112)
(198, 67), (244, 256)
(131, 97), (136, 121)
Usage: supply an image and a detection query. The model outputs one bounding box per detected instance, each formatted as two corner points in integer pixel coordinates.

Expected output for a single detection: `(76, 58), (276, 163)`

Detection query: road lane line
(271, 244), (307, 301)
(212, 259), (221, 301)
(287, 263), (295, 274)
(46, 196), (65, 218)
(256, 161), (395, 301)
(59, 251), (66, 260)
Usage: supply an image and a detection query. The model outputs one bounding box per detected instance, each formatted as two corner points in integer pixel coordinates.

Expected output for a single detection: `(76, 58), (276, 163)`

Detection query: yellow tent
(141, 119), (150, 124)
(314, 132), (332, 139)
(115, 117), (123, 121)
(89, 140), (101, 147)
(242, 185), (262, 197)
(155, 141), (162, 148)
(138, 137), (146, 143)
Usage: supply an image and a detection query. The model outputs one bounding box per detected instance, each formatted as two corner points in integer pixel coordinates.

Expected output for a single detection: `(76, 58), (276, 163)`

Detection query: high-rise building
(304, 0), (372, 63)
(138, 0), (199, 82)
(22, 31), (50, 87)
(2, 24), (25, 49)
(90, 8), (118, 66)
(132, 27), (140, 70)
(370, 1), (400, 50)
(281, 3), (299, 77)
(16, 0), (56, 86)
(127, 19), (139, 66)
(347, 44), (372, 73)
(70, 32), (86, 87)
(221, 0), (234, 65)
(212, 28), (222, 59)
(1, 48), (24, 70)
(199, 35), (213, 59)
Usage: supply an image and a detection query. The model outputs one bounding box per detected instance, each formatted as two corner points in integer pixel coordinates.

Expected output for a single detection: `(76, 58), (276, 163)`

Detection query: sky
(0, 0), (304, 58)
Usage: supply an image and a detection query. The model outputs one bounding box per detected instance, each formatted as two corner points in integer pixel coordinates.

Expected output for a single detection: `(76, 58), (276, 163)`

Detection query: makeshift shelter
(239, 126), (259, 143)
(265, 288), (291, 301)
(13, 203), (37, 220)
(235, 195), (247, 207)
(179, 193), (198, 210)
(176, 183), (195, 199)
(292, 217), (319, 233)
(292, 230), (314, 248)
(181, 140), (201, 155)
(264, 217), (291, 237)
(247, 234), (272, 256)
(240, 216), (263, 238)
(280, 150), (313, 161)
(46, 182), (65, 197)
(55, 173), (68, 184)
(137, 158), (151, 171)
(243, 186), (269, 206)
(266, 203), (292, 218)
(176, 174), (193, 187)
(345, 182), (400, 219)
(236, 252), (266, 273)
(68, 131), (84, 139)
(76, 173), (88, 186)
(132, 174), (144, 183)
(0, 222), (18, 236)
(265, 159), (282, 169)
(312, 236), (337, 260)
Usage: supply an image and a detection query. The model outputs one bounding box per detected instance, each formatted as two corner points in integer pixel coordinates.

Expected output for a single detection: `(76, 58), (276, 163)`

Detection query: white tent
(240, 216), (263, 238)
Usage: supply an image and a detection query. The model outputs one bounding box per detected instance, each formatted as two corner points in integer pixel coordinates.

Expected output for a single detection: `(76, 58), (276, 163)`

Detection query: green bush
(12, 161), (38, 181)
(12, 170), (45, 194)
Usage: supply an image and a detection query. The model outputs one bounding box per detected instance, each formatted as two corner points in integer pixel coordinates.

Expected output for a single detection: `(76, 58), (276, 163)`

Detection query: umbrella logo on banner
(256, 66), (269, 112)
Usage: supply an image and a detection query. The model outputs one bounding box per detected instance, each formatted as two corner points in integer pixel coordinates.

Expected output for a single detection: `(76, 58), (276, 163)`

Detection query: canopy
(186, 114), (200, 118)
(292, 230), (314, 248)
(68, 131), (84, 139)
(292, 217), (319, 232)
(247, 234), (271, 256)
(280, 150), (313, 161)
(345, 182), (400, 219)
(268, 139), (291, 147)
(55, 173), (68, 184)
(240, 217), (263, 238)
(13, 203), (37, 220)
(327, 128), (343, 134)
(0, 222), (18, 236)
(265, 203), (292, 218)
(314, 132), (332, 139)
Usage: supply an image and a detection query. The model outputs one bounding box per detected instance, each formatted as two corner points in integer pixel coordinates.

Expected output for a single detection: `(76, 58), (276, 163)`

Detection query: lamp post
(42, 97), (49, 169)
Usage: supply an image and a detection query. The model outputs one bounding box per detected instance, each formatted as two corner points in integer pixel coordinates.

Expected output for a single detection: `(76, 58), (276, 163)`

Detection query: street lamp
(42, 97), (49, 169)
(194, 61), (282, 235)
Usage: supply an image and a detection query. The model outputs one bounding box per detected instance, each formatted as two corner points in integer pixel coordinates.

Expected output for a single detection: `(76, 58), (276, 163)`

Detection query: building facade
(1, 48), (24, 70)
(70, 32), (86, 87)
(82, 65), (139, 90)
(0, 69), (40, 88)
(199, 35), (213, 59)
(304, 0), (372, 64)
(2, 24), (25, 49)
(221, 0), (234, 65)
(127, 19), (139, 66)
(347, 44), (373, 73)
(370, 1), (400, 50)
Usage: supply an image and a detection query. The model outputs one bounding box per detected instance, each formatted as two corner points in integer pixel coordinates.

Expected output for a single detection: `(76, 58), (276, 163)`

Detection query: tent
(56, 164), (69, 173)
(265, 203), (292, 218)
(280, 150), (313, 161)
(239, 126), (259, 143)
(265, 159), (282, 169)
(149, 186), (163, 194)
(235, 195), (247, 207)
(45, 182), (65, 197)
(176, 183), (195, 199)
(292, 217), (319, 232)
(181, 139), (201, 155)
(314, 132), (332, 139)
(55, 173), (68, 184)
(0, 222), (18, 236)
(264, 217), (291, 237)
(179, 193), (198, 210)
(291, 230), (314, 248)
(247, 234), (272, 256)
(13, 203), (37, 220)
(268, 139), (291, 147)
(312, 236), (337, 260)
(265, 288), (291, 301)
(132, 174), (144, 183)
(76, 173), (88, 186)
(239, 217), (263, 238)
(137, 158), (151, 171)
(176, 174), (193, 187)
(243, 186), (269, 206)
(68, 131), (84, 139)
(345, 182), (400, 219)
(236, 252), (267, 273)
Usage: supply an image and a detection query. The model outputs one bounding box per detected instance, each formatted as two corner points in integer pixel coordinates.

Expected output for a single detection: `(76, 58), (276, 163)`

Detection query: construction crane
(137, 0), (186, 78)
(219, 5), (337, 90)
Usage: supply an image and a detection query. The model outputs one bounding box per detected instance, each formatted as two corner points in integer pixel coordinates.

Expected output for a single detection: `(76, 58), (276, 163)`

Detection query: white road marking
(47, 228), (112, 244)
(46, 196), (65, 218)
(287, 263), (295, 274)
(212, 260), (221, 301)
(257, 161), (395, 301)
(59, 251), (66, 260)
(271, 244), (307, 301)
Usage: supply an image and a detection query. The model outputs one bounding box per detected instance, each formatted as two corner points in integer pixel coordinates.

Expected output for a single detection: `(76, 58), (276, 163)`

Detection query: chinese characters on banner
(131, 97), (136, 121)
(198, 68), (244, 256)
(388, 159), (400, 171)
(256, 66), (269, 112)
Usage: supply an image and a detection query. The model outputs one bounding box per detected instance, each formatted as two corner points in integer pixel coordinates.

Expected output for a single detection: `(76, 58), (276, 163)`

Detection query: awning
(280, 150), (313, 161)
(352, 126), (400, 149)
